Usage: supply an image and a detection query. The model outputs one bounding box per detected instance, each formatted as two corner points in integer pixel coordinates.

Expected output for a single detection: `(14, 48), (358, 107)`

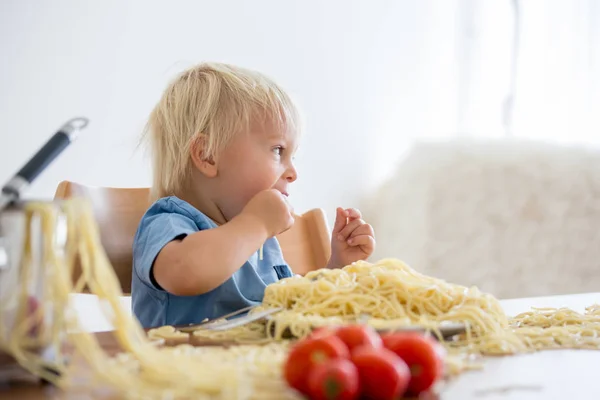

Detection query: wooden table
(1, 292), (599, 399)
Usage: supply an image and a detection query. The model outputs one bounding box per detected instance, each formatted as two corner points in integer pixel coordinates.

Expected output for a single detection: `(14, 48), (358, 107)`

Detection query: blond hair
(144, 62), (301, 200)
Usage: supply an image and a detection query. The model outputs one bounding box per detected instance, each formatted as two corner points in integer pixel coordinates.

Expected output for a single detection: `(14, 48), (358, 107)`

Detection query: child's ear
(190, 135), (218, 178)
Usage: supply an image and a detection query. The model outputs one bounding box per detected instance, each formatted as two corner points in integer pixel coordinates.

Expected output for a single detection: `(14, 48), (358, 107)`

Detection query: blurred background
(1, 0), (599, 298)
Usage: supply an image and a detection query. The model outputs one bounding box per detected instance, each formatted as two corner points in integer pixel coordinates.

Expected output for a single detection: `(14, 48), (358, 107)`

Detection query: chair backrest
(276, 208), (332, 276)
(54, 181), (151, 293)
(54, 181), (331, 293)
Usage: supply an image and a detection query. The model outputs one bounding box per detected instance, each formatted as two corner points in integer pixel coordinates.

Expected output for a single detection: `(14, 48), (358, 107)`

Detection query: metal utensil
(0, 117), (88, 383)
(375, 322), (467, 339)
(205, 307), (283, 331)
(0, 117), (88, 212)
(267, 318), (467, 340)
(175, 306), (283, 333)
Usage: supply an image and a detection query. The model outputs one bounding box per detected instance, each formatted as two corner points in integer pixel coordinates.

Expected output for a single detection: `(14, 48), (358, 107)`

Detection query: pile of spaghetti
(1, 200), (599, 400)
(260, 261), (600, 355)
(190, 259), (600, 376)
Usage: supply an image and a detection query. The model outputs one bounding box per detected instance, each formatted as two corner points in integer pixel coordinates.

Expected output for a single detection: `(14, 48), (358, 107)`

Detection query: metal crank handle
(0, 117), (89, 211)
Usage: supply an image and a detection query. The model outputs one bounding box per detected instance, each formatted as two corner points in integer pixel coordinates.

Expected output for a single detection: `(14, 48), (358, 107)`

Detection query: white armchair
(363, 139), (600, 299)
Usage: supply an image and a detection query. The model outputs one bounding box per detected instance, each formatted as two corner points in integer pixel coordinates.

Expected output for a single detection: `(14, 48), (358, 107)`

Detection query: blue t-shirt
(131, 196), (293, 328)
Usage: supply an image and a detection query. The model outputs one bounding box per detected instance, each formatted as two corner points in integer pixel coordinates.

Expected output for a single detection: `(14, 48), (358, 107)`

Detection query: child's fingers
(337, 218), (365, 240)
(348, 223), (375, 239)
(332, 207), (348, 234)
(345, 208), (362, 220)
(347, 234), (375, 250)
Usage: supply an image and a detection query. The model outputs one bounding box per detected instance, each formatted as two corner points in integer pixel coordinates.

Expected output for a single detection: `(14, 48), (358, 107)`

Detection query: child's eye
(273, 146), (284, 156)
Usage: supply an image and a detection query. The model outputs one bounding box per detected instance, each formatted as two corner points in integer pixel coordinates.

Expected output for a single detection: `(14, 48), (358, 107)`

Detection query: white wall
(0, 0), (462, 225)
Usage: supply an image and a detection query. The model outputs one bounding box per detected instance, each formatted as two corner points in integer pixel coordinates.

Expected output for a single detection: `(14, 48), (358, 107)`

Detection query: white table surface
(69, 291), (600, 399)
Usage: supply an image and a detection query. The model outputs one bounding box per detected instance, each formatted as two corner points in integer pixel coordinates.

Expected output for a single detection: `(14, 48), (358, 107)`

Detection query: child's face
(213, 117), (298, 220)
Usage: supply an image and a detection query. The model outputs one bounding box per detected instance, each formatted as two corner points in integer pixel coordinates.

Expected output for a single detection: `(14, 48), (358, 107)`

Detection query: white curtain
(367, 0), (600, 190)
(458, 0), (600, 143)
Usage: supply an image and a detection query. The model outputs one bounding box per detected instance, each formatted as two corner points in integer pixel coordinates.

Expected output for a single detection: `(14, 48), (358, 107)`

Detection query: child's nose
(285, 165), (297, 182)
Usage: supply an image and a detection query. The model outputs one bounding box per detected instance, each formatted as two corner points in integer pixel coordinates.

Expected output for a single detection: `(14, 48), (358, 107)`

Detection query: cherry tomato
(381, 333), (444, 394)
(310, 326), (338, 339)
(284, 336), (350, 395)
(308, 358), (360, 400)
(351, 346), (410, 400)
(334, 324), (382, 353)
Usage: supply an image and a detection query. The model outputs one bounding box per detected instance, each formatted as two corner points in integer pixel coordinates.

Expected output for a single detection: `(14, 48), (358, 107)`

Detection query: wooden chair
(54, 181), (331, 293)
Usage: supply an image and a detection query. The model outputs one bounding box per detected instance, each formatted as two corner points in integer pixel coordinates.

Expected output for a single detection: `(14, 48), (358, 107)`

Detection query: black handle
(0, 117), (88, 210)
(17, 131), (72, 183)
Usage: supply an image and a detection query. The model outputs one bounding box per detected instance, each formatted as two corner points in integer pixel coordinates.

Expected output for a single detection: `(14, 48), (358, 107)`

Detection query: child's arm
(152, 189), (293, 296)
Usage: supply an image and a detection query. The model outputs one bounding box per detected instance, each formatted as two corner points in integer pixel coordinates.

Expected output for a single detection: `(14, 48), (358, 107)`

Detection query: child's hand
(327, 207), (375, 269)
(241, 189), (294, 237)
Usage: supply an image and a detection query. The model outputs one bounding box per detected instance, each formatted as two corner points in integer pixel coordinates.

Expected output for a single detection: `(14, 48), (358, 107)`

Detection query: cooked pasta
(258, 261), (600, 355)
(1, 199), (599, 400)
(0, 201), (279, 399)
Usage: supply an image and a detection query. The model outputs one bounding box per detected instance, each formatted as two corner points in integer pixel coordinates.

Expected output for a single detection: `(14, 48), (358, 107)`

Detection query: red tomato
(310, 326), (338, 339)
(381, 333), (444, 394)
(334, 325), (383, 352)
(351, 346), (410, 400)
(308, 359), (360, 400)
(284, 336), (350, 395)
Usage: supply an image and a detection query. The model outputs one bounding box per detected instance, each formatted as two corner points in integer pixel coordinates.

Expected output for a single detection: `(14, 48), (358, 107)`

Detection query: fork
(175, 306), (283, 333)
